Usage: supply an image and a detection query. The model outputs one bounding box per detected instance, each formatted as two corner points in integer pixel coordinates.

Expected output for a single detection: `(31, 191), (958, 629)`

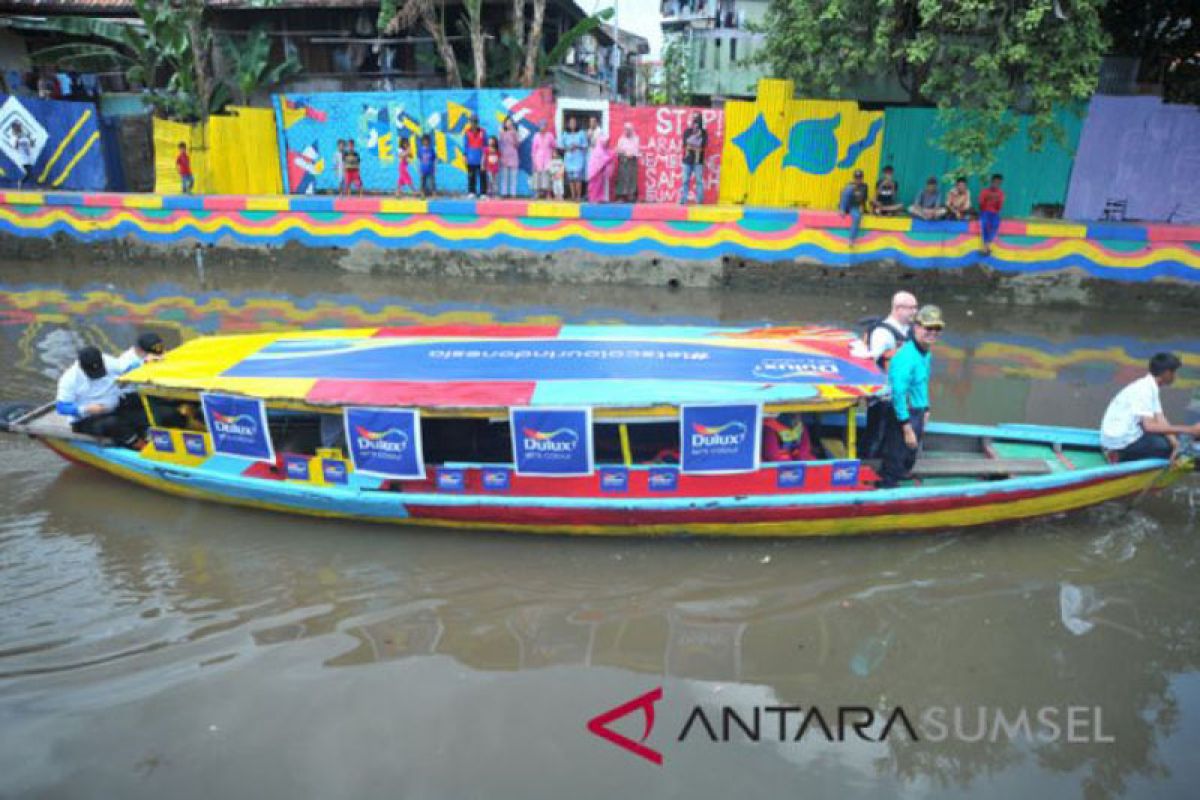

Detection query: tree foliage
(755, 0), (1108, 176)
(658, 32), (692, 106)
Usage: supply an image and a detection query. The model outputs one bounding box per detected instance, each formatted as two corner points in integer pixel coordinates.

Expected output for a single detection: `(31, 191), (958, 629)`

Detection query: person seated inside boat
(147, 397), (207, 431)
(762, 413), (815, 462)
(114, 332), (166, 433)
(1100, 352), (1199, 462)
(56, 346), (139, 446)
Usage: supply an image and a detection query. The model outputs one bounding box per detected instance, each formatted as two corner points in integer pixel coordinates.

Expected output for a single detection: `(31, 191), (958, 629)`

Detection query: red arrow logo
(586, 687), (664, 765)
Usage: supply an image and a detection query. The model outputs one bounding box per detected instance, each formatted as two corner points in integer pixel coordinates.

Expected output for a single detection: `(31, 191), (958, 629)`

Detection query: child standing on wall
(417, 134), (437, 198)
(176, 142), (194, 194)
(342, 140), (363, 196)
(978, 173), (1005, 256)
(395, 137), (415, 196)
(483, 136), (500, 200)
(549, 148), (566, 200)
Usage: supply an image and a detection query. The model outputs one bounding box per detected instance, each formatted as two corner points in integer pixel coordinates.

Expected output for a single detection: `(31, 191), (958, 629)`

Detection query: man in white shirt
(56, 346), (136, 443)
(1100, 353), (1198, 462)
(862, 291), (918, 458)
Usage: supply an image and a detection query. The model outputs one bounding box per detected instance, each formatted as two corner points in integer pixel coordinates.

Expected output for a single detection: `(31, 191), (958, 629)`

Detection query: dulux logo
(752, 358), (841, 381)
(649, 470), (677, 489)
(183, 433), (206, 456)
(211, 411), (257, 438)
(601, 469), (628, 490)
(482, 469), (510, 489)
(523, 426), (579, 453)
(150, 429), (173, 452)
(354, 424), (409, 454)
(690, 420), (748, 449)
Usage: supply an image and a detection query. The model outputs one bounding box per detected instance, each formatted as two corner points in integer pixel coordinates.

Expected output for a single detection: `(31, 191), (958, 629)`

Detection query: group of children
(331, 130), (569, 200)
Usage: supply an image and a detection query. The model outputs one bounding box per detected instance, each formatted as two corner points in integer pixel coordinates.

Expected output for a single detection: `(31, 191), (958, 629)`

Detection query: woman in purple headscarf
(586, 132), (614, 203)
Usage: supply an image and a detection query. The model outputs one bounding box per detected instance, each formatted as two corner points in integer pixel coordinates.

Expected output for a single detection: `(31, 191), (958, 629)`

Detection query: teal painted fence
(879, 108), (1084, 218)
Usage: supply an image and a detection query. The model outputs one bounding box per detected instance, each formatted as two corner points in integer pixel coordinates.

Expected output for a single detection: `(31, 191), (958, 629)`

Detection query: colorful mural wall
(1, 192), (1197, 286)
(1065, 96), (1200, 225)
(0, 95), (108, 191)
(608, 104), (724, 204)
(153, 108), (282, 196)
(718, 79), (884, 208)
(273, 88), (556, 196)
(880, 107), (1084, 219)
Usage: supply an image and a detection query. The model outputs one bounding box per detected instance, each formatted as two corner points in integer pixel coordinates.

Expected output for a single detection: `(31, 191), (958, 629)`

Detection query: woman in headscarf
(586, 132), (614, 204)
(614, 122), (640, 203)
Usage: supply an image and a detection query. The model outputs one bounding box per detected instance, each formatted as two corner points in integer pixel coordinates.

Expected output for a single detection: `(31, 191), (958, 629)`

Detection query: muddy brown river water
(1, 260), (1198, 799)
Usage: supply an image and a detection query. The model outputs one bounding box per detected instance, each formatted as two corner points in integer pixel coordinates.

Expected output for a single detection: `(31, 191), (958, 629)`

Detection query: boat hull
(40, 437), (1187, 538)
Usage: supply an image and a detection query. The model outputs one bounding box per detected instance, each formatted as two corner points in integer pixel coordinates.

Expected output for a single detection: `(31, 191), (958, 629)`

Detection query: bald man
(863, 291), (918, 458)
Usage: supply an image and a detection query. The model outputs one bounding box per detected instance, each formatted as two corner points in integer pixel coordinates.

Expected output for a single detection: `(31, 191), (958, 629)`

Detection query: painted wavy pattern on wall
(0, 197), (1198, 283)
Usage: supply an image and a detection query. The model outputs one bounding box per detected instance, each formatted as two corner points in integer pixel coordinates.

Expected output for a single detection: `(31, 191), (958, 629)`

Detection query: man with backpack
(861, 291), (918, 458)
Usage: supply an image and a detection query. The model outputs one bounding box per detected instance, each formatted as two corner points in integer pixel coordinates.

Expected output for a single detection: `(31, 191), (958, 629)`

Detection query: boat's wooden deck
(7, 403), (105, 443)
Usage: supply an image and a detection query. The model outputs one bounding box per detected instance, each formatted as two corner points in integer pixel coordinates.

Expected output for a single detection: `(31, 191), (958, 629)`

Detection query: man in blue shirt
(878, 305), (944, 488)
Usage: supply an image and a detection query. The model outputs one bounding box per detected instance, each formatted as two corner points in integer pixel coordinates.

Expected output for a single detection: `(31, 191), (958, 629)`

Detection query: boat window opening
(421, 418), (512, 465)
(267, 410), (324, 455)
(596, 421), (679, 465)
(146, 396), (207, 432)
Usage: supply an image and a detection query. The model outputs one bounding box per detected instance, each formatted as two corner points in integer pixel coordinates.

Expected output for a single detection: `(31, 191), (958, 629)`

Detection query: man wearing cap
(839, 169), (869, 241)
(56, 346), (137, 443)
(1100, 352), (1200, 462)
(878, 305), (944, 488)
(114, 332), (166, 431)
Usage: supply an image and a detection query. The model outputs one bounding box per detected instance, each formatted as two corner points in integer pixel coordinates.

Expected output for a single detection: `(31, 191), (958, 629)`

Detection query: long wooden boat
(2, 325), (1191, 537)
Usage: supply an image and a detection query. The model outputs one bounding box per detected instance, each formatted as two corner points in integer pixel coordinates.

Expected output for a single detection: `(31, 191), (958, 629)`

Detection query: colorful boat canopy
(122, 325), (885, 410)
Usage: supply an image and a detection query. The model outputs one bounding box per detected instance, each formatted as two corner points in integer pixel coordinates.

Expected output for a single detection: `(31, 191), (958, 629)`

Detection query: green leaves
(757, 0), (1107, 176)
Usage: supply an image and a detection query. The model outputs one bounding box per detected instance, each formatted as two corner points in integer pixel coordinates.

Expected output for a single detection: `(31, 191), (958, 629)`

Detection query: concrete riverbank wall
(1, 192), (1198, 308)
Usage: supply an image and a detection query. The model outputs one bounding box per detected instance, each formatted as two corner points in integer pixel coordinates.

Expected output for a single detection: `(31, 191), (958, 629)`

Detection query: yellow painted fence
(153, 107), (282, 195)
(719, 79), (884, 209)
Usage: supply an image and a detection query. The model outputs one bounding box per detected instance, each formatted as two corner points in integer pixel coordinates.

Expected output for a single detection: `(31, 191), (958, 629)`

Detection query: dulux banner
(345, 407), (425, 479)
(510, 407), (592, 476)
(201, 393), (274, 462)
(680, 403), (761, 474)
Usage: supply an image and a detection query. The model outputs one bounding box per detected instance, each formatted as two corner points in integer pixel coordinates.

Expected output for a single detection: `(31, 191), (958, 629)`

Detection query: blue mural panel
(0, 95), (108, 191)
(273, 88), (556, 196)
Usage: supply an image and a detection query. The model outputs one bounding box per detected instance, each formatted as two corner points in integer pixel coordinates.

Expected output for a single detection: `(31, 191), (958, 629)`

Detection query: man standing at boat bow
(878, 305), (945, 488)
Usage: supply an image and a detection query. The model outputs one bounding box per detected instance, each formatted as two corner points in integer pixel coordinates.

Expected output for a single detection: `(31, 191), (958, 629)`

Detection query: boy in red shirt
(176, 142), (194, 194)
(978, 173), (1005, 255)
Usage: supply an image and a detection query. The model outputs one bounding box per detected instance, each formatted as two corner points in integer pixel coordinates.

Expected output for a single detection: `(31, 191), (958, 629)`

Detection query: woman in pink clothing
(586, 132), (614, 204)
(530, 122), (556, 199)
(498, 118), (521, 198)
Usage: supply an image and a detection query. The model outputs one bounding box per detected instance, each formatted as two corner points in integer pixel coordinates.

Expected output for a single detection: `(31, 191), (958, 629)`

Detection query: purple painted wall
(1065, 96), (1200, 224)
